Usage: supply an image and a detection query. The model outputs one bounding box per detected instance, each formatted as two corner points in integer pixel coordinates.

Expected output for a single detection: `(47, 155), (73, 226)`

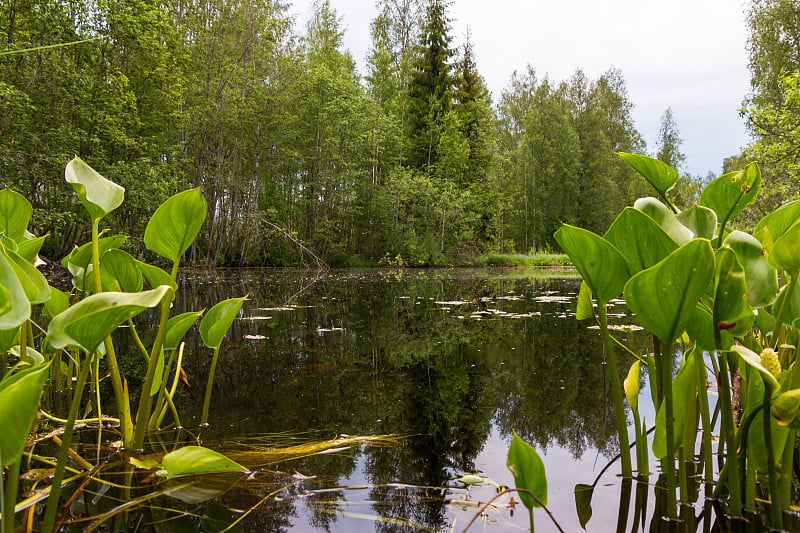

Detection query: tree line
(0, 0), (793, 266)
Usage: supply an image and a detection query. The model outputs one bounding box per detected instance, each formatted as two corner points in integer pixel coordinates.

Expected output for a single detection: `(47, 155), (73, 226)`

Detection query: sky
(288, 0), (753, 178)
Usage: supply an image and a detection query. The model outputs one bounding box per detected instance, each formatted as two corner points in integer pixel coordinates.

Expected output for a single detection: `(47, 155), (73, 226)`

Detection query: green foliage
(507, 431), (547, 510)
(144, 188), (207, 264)
(0, 363), (50, 467)
(160, 446), (245, 478)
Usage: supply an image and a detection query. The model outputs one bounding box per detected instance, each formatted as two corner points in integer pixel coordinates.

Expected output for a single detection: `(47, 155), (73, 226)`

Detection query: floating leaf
(144, 188), (207, 263)
(617, 153), (679, 199)
(633, 197), (694, 245)
(165, 311), (203, 351)
(161, 446), (245, 478)
(200, 297), (246, 350)
(676, 205), (718, 240)
(0, 188), (32, 242)
(624, 239), (715, 345)
(507, 431), (547, 509)
(65, 157), (124, 222)
(699, 163), (760, 228)
(48, 286), (171, 352)
(456, 474), (485, 485)
(554, 225), (629, 305)
(0, 363), (50, 466)
(604, 207), (678, 274)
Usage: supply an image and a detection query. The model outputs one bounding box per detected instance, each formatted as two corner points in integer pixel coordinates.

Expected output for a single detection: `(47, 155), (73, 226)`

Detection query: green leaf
(137, 260), (173, 289)
(0, 188), (33, 242)
(713, 247), (756, 338)
(633, 197), (694, 245)
(144, 188), (207, 263)
(4, 246), (49, 304)
(624, 239), (715, 345)
(11, 345), (44, 366)
(604, 207), (678, 274)
(617, 153), (679, 199)
(100, 249), (142, 293)
(0, 327), (17, 353)
(160, 446), (245, 478)
(200, 297), (246, 350)
(554, 225), (629, 305)
(772, 281), (800, 326)
(0, 363), (50, 466)
(676, 205), (718, 240)
(507, 431), (547, 509)
(47, 286), (172, 352)
(574, 484), (594, 529)
(65, 157), (125, 222)
(723, 231), (778, 309)
(623, 361), (641, 412)
(63, 235), (128, 272)
(16, 234), (47, 264)
(770, 220), (800, 273)
(43, 286), (69, 319)
(0, 249), (30, 330)
(575, 282), (594, 321)
(772, 389), (800, 428)
(652, 350), (697, 458)
(165, 311), (203, 352)
(685, 304), (718, 351)
(754, 198), (800, 254)
(456, 474), (485, 485)
(699, 163), (760, 227)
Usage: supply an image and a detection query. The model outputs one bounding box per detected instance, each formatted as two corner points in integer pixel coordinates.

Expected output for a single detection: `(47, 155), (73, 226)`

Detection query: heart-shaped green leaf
(48, 286), (171, 352)
(624, 239), (715, 345)
(676, 205), (718, 240)
(165, 311), (204, 351)
(633, 197), (693, 245)
(200, 297), (246, 350)
(100, 249), (143, 293)
(0, 188), (32, 242)
(4, 246), (49, 304)
(723, 231), (778, 309)
(0, 363), (50, 466)
(617, 153), (679, 199)
(161, 446), (245, 478)
(699, 163), (760, 228)
(43, 286), (69, 319)
(65, 157), (125, 222)
(136, 260), (173, 289)
(554, 225), (629, 305)
(713, 247), (755, 337)
(604, 207), (678, 274)
(770, 220), (800, 273)
(0, 249), (30, 330)
(144, 188), (207, 263)
(754, 199), (800, 253)
(16, 234), (47, 264)
(507, 431), (547, 509)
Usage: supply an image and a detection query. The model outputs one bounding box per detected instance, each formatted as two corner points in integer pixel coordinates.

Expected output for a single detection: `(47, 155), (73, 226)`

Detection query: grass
(471, 252), (572, 267)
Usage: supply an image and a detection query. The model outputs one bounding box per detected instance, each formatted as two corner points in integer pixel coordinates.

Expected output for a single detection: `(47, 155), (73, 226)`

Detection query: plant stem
(694, 346), (714, 494)
(778, 429), (795, 514)
(201, 346), (221, 426)
(597, 304), (632, 478)
(133, 261), (178, 449)
(715, 349), (742, 515)
(656, 340), (677, 519)
(771, 272), (797, 349)
(41, 351), (94, 532)
(763, 389), (783, 529)
(2, 458), (20, 533)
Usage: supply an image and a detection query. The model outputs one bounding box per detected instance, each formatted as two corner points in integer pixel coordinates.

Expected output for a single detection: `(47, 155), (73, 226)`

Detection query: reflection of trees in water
(154, 269), (646, 530)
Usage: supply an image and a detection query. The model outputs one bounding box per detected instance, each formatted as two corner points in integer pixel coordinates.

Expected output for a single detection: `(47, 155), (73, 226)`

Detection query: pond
(134, 267), (657, 532)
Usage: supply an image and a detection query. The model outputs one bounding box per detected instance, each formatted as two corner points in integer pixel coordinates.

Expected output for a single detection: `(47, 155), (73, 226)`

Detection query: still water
(164, 267), (650, 532)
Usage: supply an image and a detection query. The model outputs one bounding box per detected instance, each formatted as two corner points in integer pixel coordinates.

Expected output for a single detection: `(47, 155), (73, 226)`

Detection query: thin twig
(258, 218), (328, 269)
(460, 488), (565, 533)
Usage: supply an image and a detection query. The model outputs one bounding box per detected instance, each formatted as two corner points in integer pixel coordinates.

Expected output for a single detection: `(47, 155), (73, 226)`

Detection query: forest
(1, 0), (798, 266)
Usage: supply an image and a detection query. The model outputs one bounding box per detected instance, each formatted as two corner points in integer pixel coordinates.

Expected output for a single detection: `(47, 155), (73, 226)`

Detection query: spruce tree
(404, 0), (454, 170)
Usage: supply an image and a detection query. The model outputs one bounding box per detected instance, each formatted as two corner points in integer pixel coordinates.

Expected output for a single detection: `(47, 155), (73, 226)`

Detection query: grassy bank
(470, 252), (572, 267)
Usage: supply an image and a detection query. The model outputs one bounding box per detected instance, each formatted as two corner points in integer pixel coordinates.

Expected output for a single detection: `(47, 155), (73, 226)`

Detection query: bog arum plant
(557, 152), (800, 530)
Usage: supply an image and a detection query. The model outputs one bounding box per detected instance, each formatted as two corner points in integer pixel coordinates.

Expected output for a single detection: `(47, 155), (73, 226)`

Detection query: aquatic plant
(557, 152), (800, 529)
(0, 158), (246, 531)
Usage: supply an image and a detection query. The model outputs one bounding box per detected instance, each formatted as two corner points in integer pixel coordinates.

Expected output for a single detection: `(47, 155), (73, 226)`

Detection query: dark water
(155, 267), (651, 531)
